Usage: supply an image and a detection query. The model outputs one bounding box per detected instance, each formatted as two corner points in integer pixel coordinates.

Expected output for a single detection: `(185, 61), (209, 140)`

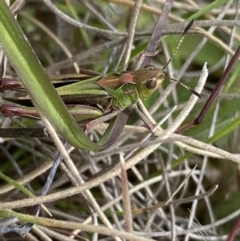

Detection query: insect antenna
(162, 19), (200, 98)
(162, 19), (194, 71)
(167, 77), (201, 98)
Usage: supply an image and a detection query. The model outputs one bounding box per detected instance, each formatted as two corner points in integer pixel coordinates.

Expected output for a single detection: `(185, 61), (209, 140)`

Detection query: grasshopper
(0, 66), (165, 149)
(0, 62), (200, 150)
(1, 65), (164, 116)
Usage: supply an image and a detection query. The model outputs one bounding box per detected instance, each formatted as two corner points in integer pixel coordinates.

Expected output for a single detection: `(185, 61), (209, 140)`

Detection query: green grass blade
(187, 0), (229, 20)
(0, 1), (99, 150)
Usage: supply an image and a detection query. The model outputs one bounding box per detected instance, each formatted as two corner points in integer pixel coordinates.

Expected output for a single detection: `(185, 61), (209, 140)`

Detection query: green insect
(0, 66), (165, 150)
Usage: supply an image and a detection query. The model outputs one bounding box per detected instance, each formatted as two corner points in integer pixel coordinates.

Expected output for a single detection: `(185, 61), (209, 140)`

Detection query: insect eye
(144, 65), (155, 70)
(146, 78), (157, 89)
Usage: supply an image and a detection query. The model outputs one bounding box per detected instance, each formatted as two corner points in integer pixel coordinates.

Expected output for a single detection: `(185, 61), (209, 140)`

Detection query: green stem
(0, 1), (99, 150)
